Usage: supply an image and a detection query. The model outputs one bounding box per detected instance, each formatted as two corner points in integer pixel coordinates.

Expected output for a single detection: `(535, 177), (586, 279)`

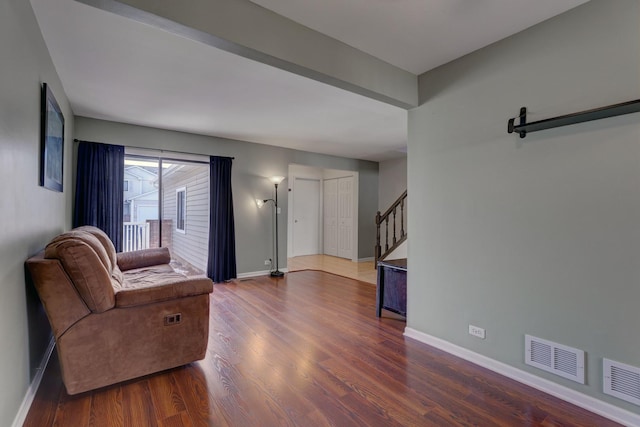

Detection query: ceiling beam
(77, 0), (418, 109)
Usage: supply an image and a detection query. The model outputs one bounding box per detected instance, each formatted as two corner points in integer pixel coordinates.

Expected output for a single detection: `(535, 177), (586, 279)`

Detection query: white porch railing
(123, 222), (150, 252)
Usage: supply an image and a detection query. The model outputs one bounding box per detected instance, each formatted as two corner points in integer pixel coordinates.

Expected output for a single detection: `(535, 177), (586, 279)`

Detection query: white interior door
(323, 178), (338, 256)
(337, 176), (354, 258)
(292, 178), (321, 256)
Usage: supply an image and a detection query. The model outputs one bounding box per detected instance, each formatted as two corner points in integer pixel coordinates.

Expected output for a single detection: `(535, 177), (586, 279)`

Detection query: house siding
(162, 164), (209, 272)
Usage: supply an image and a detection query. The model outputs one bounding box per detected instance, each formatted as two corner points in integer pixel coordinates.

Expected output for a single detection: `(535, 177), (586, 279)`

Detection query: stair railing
(375, 190), (407, 266)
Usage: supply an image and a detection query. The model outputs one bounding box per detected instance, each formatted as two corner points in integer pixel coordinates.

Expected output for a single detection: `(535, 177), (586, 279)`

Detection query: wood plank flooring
(287, 255), (377, 284)
(25, 271), (620, 426)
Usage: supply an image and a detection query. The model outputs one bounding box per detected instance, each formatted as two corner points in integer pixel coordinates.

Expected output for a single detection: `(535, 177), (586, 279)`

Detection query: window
(123, 180), (130, 191)
(176, 187), (186, 233)
(123, 151), (210, 273)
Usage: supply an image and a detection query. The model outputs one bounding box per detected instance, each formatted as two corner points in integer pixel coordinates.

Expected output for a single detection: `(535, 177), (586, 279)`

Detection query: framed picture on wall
(40, 82), (64, 192)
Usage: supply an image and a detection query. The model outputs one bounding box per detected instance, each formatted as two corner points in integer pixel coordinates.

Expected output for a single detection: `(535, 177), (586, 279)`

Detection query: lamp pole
(270, 176), (284, 277)
(270, 178), (284, 277)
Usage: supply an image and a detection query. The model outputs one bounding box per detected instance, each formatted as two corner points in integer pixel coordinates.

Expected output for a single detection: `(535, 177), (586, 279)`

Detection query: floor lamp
(257, 176), (285, 277)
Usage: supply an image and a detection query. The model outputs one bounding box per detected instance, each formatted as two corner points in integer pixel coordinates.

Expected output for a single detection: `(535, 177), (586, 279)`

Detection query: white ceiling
(31, 0), (588, 161)
(250, 0), (590, 74)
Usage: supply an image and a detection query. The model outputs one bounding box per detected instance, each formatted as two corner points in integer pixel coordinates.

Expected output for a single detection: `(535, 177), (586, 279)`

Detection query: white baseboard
(12, 337), (56, 427)
(403, 327), (640, 427)
(236, 268), (289, 279)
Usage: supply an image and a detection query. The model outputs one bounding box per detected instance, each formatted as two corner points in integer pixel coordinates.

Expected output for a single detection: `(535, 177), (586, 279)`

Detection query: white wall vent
(525, 335), (585, 384)
(604, 358), (640, 406)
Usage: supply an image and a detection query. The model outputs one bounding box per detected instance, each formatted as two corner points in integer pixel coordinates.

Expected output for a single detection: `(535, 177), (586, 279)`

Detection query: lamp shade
(256, 199), (265, 208)
(269, 176), (285, 185)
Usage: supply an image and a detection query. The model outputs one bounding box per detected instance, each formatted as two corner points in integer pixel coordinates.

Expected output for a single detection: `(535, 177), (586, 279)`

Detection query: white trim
(237, 270), (270, 279)
(403, 327), (640, 427)
(351, 173), (359, 262)
(236, 268), (289, 279)
(12, 338), (56, 427)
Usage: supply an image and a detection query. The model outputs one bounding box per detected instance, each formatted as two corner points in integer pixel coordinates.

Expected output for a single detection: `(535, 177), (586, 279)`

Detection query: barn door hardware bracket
(508, 99), (640, 139)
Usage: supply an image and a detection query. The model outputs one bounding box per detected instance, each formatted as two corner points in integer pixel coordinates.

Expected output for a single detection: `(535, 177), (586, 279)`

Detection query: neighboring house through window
(124, 151), (210, 272)
(176, 187), (186, 233)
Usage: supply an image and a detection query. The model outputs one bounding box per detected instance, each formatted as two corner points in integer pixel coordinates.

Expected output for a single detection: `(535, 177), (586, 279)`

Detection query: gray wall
(378, 156), (407, 212)
(378, 157), (407, 259)
(408, 0), (639, 413)
(74, 117), (378, 273)
(0, 1), (74, 425)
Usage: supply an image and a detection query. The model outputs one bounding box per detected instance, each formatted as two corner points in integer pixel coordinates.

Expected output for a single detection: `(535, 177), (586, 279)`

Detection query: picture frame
(40, 82), (64, 192)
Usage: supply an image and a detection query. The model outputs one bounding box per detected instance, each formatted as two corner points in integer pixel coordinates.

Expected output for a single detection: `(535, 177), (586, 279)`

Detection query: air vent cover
(525, 335), (585, 384)
(604, 358), (640, 406)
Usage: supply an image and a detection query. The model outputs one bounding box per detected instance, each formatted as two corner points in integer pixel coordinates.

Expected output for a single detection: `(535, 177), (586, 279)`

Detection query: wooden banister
(375, 190), (407, 267)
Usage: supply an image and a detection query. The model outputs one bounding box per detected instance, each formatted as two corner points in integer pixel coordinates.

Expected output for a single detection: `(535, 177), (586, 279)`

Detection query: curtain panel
(207, 156), (237, 282)
(73, 141), (124, 251)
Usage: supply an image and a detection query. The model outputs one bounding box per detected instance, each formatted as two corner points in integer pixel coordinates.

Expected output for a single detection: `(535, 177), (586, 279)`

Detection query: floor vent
(604, 359), (640, 406)
(525, 335), (585, 384)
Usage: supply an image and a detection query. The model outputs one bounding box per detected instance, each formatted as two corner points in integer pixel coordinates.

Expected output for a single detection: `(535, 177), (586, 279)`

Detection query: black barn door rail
(508, 99), (640, 138)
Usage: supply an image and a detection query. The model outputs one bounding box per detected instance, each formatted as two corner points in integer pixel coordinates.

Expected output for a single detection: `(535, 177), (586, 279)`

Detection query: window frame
(176, 187), (186, 234)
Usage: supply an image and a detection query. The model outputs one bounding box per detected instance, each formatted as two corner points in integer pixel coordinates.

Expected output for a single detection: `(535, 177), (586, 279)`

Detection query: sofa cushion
(75, 226), (117, 268)
(115, 266), (213, 307)
(74, 226), (125, 287)
(45, 231), (116, 313)
(48, 230), (113, 271)
(117, 247), (171, 272)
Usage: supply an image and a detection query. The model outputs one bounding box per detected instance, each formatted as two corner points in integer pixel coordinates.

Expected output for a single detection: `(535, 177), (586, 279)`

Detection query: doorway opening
(287, 164), (359, 261)
(123, 153), (209, 275)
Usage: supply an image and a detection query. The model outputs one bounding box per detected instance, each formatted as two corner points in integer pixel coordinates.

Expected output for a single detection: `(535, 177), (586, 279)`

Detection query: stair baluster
(384, 216), (389, 252)
(392, 207), (397, 245)
(400, 197), (405, 239)
(374, 190), (407, 267)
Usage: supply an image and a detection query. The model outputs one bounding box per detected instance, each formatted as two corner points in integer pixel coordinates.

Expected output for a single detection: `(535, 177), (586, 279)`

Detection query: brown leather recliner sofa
(26, 226), (213, 395)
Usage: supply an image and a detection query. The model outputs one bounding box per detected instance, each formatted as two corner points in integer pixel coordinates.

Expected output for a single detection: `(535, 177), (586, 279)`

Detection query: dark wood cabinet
(376, 258), (407, 317)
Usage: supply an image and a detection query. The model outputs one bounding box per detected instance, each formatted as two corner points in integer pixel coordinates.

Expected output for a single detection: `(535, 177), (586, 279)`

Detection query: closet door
(292, 178), (321, 256)
(323, 178), (338, 256)
(337, 176), (354, 259)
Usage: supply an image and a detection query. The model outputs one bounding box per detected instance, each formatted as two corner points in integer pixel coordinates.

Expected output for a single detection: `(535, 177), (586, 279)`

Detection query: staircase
(375, 190), (407, 318)
(375, 190), (407, 266)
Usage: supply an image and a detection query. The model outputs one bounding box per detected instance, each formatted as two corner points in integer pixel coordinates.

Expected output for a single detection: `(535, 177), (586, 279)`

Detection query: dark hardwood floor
(25, 271), (620, 426)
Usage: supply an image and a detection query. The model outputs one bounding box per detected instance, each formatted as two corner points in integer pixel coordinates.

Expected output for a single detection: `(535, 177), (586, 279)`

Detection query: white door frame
(287, 164), (359, 261)
(323, 178), (338, 257)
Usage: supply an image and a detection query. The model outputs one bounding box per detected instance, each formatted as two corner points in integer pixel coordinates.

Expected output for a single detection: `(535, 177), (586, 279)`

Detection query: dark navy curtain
(207, 156), (237, 282)
(73, 141), (124, 251)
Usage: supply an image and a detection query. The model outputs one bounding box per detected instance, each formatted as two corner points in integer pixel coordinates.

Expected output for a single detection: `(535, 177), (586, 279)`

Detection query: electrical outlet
(276, 207), (281, 214)
(264, 259), (272, 265)
(469, 325), (486, 339)
(164, 313), (182, 326)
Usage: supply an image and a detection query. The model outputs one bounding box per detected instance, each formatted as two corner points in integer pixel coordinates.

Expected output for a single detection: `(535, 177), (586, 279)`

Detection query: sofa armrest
(115, 277), (213, 308)
(117, 247), (171, 272)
